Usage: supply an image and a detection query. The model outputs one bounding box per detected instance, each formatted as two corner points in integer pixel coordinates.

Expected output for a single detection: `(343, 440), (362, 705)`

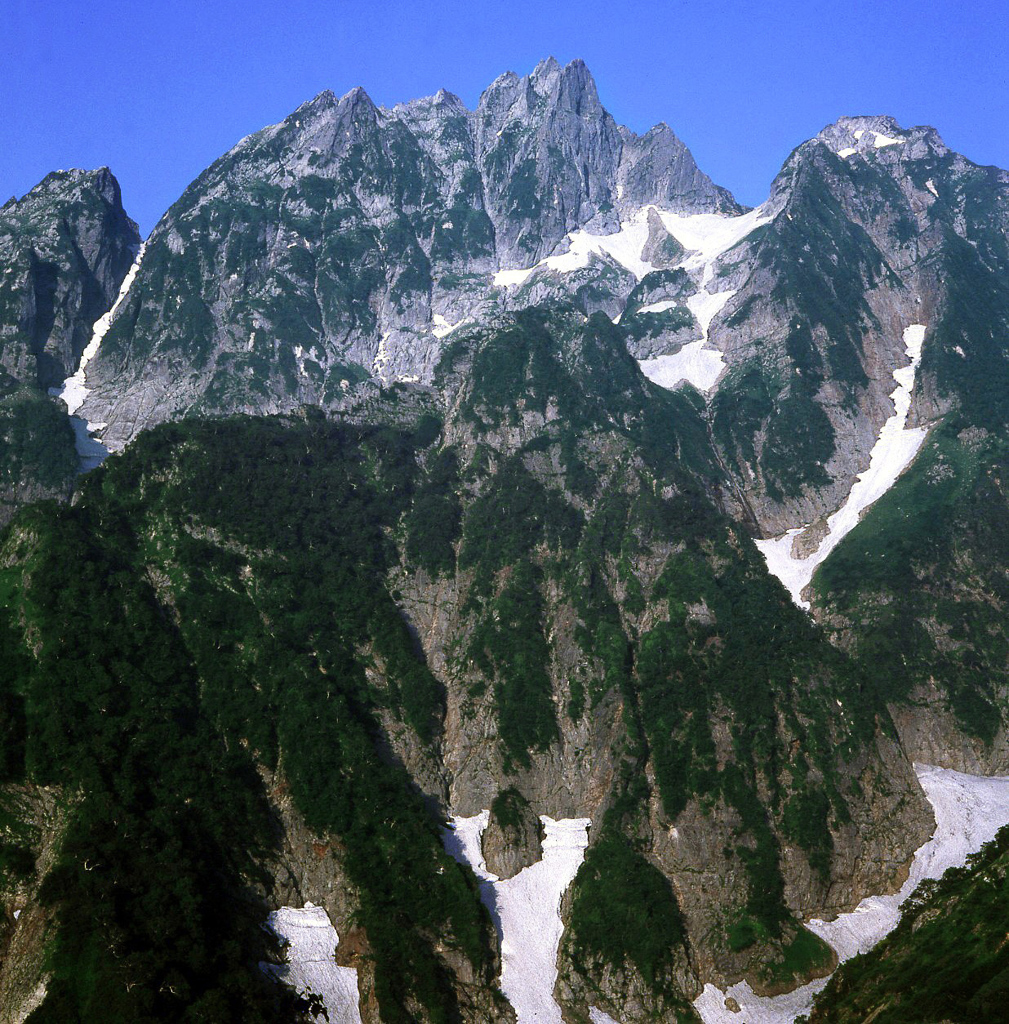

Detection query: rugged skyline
(6, 1), (1008, 232)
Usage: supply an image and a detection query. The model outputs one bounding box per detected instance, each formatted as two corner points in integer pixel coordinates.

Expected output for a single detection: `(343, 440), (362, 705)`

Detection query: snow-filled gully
(50, 242), (147, 470)
(756, 324), (928, 609)
(443, 813), (595, 1023)
(262, 903), (363, 1023)
(261, 765), (1009, 1023)
(638, 206), (769, 394)
(492, 204), (768, 395)
(694, 764), (1009, 1024)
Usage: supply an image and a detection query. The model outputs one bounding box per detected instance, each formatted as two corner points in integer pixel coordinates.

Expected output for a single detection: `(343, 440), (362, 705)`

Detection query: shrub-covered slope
(0, 309), (940, 1019)
(809, 825), (1009, 1023)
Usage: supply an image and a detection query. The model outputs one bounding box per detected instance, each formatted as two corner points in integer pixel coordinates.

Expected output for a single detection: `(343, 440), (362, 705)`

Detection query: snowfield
(50, 242), (147, 469)
(490, 203), (769, 395)
(756, 323), (928, 609)
(262, 903), (362, 1023)
(694, 764), (1009, 1024)
(639, 344), (725, 394)
(443, 812), (592, 1023)
(492, 208), (655, 287)
(638, 205), (769, 393)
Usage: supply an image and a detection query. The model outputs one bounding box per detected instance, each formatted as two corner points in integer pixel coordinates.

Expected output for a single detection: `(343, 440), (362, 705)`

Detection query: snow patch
(494, 267), (535, 288)
(686, 288), (735, 339)
(637, 299), (679, 315)
(653, 206), (769, 277)
(431, 313), (461, 338)
(494, 212), (655, 288)
(263, 903), (362, 1023)
(695, 764), (1009, 1024)
(494, 204), (768, 298)
(49, 242), (147, 470)
(443, 813), (591, 1023)
(926, 178), (939, 197)
(635, 205), (768, 394)
(371, 331), (392, 380)
(853, 129), (865, 140)
(836, 147), (858, 159)
(639, 343), (725, 394)
(873, 131), (904, 148)
(589, 1008), (621, 1024)
(755, 324), (928, 609)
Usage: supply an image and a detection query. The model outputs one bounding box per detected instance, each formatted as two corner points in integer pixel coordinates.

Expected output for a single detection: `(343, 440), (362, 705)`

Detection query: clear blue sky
(5, 0), (1007, 234)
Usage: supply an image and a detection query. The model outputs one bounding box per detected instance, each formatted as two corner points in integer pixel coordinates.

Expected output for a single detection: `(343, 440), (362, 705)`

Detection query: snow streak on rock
(588, 1007), (621, 1024)
(443, 812), (591, 1023)
(694, 764), (1009, 1024)
(755, 324), (928, 609)
(493, 209), (655, 287)
(50, 242), (147, 470)
(262, 903), (363, 1024)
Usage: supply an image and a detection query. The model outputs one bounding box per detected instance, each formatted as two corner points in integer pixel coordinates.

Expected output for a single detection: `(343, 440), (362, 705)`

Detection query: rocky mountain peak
(297, 88), (337, 114)
(337, 85), (378, 122)
(815, 114), (950, 163)
(432, 87), (466, 111)
(526, 56), (601, 114)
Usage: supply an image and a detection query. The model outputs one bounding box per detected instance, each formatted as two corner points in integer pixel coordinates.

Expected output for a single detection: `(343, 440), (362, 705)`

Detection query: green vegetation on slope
(0, 414), (500, 1023)
(810, 825), (1009, 1023)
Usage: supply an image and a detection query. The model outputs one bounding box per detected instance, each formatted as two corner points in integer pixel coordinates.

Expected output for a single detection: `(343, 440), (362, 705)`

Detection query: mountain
(73, 57), (737, 452)
(2, 58), (1009, 1023)
(0, 168), (139, 519)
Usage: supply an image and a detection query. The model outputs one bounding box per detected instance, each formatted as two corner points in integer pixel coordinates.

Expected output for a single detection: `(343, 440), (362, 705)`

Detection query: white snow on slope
(654, 206), (770, 276)
(431, 313), (461, 338)
(873, 131), (904, 148)
(755, 324), (928, 609)
(493, 210), (654, 287)
(589, 1008), (621, 1024)
(52, 243), (146, 417)
(695, 764), (1009, 1024)
(639, 345), (726, 394)
(443, 812), (591, 1023)
(490, 204), (768, 394)
(926, 178), (939, 198)
(637, 299), (678, 315)
(49, 243), (147, 469)
(837, 147), (858, 159)
(263, 903), (363, 1023)
(636, 205), (770, 393)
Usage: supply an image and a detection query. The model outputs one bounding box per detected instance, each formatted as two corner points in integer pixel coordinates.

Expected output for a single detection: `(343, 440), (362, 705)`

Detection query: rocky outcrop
(0, 168), (139, 390)
(0, 787), (72, 1024)
(265, 765), (512, 1024)
(482, 789), (542, 878)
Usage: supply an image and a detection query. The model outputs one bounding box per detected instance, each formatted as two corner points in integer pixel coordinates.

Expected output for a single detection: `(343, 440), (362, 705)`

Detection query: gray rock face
(482, 789), (543, 879)
(0, 168), (139, 390)
(77, 85), (1009, 574)
(77, 59), (743, 452)
(0, 168), (139, 517)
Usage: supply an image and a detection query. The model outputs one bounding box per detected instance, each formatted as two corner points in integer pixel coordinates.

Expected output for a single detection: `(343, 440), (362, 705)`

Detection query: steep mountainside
(809, 825), (1009, 1022)
(0, 168), (140, 518)
(0, 310), (938, 1021)
(3, 58), (1009, 1024)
